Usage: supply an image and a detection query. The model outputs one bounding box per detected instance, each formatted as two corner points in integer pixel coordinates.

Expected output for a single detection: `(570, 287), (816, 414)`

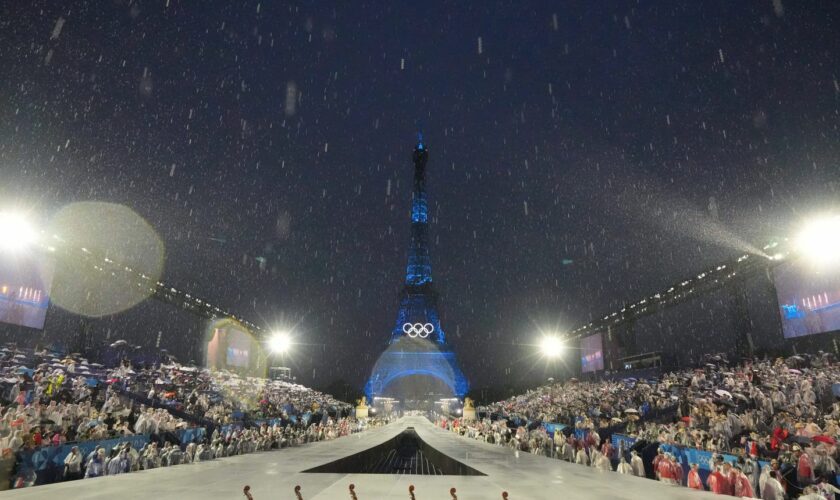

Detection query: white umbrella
(714, 389), (732, 398)
(624, 408), (639, 414)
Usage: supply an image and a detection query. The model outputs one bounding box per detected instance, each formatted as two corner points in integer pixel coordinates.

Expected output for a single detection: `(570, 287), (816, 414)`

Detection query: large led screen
(205, 321), (260, 372)
(225, 328), (252, 367)
(776, 261), (840, 338)
(580, 333), (604, 373)
(0, 254), (54, 330)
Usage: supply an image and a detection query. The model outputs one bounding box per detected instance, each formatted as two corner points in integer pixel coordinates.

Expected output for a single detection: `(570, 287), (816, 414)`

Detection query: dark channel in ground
(302, 427), (486, 476)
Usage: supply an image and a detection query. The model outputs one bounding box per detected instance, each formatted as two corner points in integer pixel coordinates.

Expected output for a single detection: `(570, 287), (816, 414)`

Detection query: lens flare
(46, 202), (165, 317)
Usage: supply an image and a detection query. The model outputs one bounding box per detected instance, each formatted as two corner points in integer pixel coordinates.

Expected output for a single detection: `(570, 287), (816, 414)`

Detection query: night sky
(1, 1), (838, 393)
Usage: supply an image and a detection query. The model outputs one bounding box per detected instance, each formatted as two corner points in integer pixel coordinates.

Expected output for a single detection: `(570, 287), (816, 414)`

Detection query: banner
(541, 422), (566, 435)
(609, 435), (770, 485)
(16, 434), (149, 485)
(178, 428), (206, 445)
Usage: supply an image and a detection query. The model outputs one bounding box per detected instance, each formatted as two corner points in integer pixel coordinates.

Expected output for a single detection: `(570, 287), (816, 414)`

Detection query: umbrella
(788, 368), (802, 375)
(624, 408), (639, 414)
(732, 393), (750, 402)
(813, 435), (836, 446)
(715, 389), (732, 398)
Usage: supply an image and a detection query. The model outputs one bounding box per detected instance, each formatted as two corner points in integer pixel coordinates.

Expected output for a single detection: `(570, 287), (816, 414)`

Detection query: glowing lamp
(796, 215), (840, 266)
(540, 336), (563, 358)
(268, 331), (292, 354)
(0, 211), (37, 254)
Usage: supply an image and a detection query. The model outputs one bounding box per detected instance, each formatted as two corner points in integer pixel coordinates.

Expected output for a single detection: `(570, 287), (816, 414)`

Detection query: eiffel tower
(365, 135), (469, 403)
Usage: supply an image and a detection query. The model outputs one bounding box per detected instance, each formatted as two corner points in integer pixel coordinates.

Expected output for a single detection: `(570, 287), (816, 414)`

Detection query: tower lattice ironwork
(365, 136), (468, 400)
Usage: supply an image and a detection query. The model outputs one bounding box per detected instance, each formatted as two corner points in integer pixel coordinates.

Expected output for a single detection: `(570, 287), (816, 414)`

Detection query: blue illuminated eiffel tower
(365, 135), (469, 401)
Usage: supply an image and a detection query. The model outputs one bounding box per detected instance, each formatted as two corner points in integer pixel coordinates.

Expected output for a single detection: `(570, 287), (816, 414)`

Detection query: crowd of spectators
(0, 344), (375, 490)
(446, 352), (840, 498)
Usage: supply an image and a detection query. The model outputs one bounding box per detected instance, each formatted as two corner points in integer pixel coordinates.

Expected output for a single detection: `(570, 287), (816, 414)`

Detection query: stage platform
(4, 417), (717, 499)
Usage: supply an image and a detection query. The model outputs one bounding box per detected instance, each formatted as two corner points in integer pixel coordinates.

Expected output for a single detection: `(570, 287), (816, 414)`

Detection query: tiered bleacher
(442, 352), (840, 499)
(0, 344), (379, 490)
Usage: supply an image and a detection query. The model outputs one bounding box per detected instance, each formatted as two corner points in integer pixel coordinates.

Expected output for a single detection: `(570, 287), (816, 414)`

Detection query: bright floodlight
(540, 336), (563, 358)
(268, 332), (292, 354)
(796, 215), (840, 266)
(0, 211), (36, 254)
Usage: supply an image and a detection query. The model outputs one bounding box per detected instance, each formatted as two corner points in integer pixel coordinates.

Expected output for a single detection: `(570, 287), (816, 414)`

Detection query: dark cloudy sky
(0, 1), (838, 391)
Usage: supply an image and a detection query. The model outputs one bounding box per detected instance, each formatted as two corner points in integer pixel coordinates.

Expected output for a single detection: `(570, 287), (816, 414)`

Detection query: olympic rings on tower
(402, 322), (434, 338)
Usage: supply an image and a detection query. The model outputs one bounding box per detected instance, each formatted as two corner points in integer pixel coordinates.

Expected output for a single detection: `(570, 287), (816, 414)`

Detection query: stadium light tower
(795, 214), (840, 267)
(539, 335), (563, 358)
(268, 331), (292, 354)
(0, 211), (37, 254)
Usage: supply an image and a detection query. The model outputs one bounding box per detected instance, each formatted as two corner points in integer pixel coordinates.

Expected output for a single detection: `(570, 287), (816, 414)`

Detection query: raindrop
(285, 81), (298, 116)
(50, 17), (65, 40)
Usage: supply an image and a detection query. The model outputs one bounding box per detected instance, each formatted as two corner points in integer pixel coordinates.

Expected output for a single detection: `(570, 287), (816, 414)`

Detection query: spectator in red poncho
(707, 465), (731, 495)
(669, 455), (684, 486)
(658, 454), (675, 484)
(652, 448), (666, 480)
(31, 428), (42, 447)
(600, 440), (614, 460)
(687, 463), (704, 490)
(722, 462), (737, 495)
(771, 427), (788, 451)
(797, 449), (815, 487)
(732, 464), (754, 498)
